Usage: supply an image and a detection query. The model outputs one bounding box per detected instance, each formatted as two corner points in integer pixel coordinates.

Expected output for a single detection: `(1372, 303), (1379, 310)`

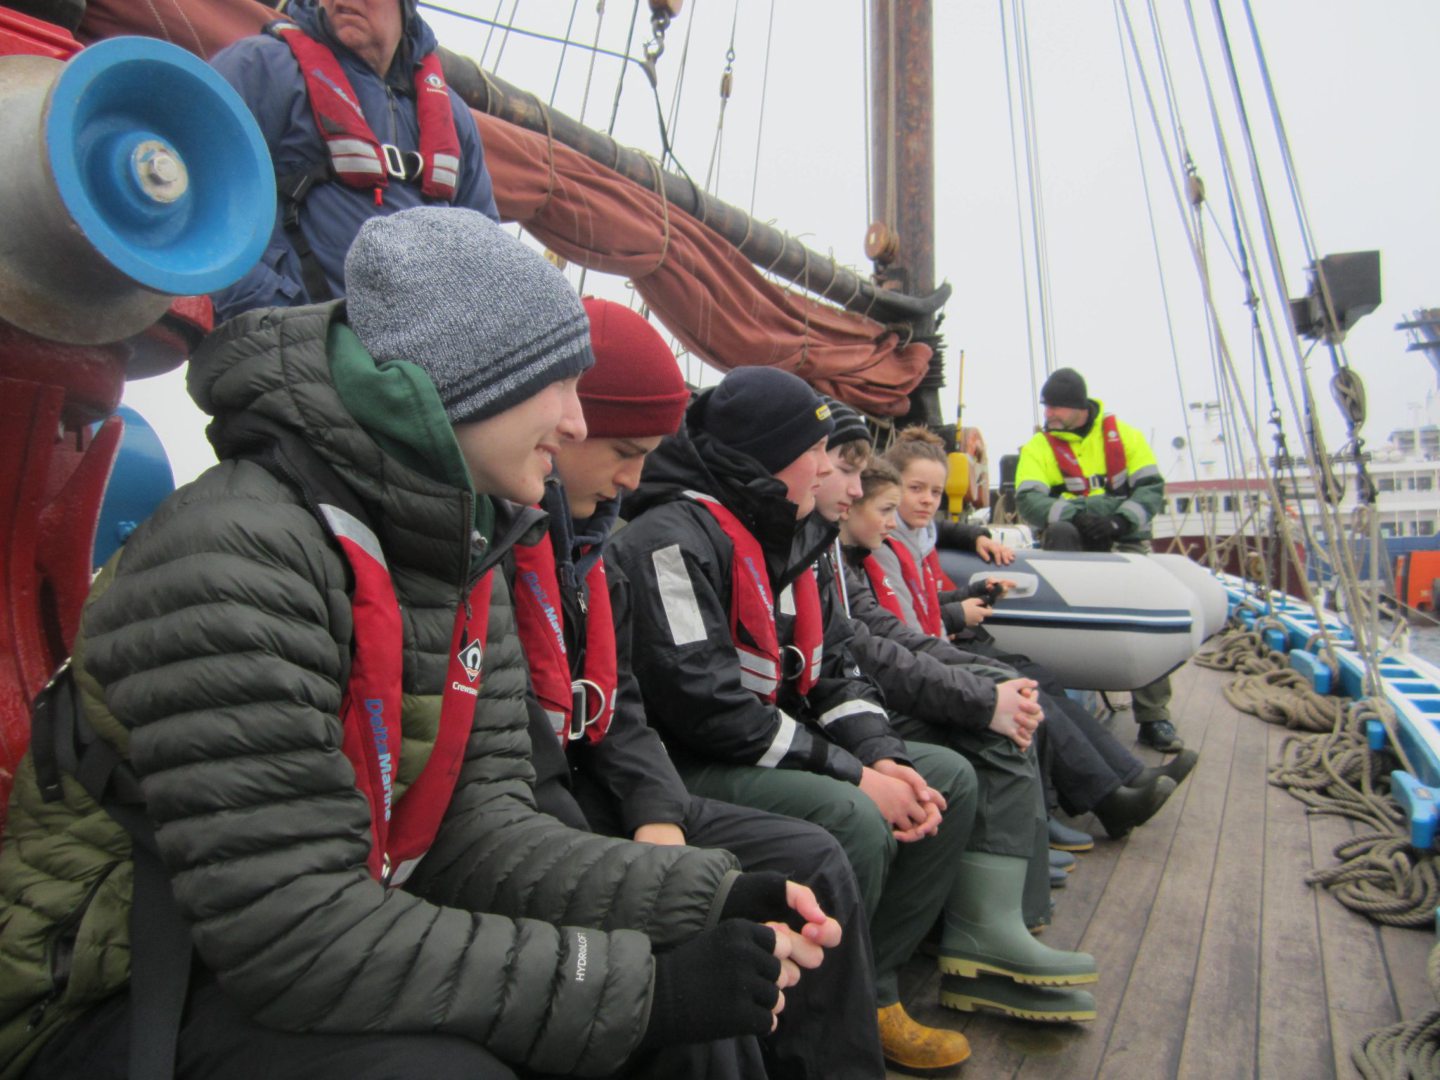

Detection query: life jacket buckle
(569, 678), (606, 740)
(781, 644), (806, 682)
(381, 143), (424, 181)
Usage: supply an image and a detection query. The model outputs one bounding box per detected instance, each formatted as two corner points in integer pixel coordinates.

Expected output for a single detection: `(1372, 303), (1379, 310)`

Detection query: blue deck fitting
(1391, 771), (1439, 850)
(1263, 627), (1288, 653)
(1367, 719), (1387, 751)
(1289, 650), (1333, 695)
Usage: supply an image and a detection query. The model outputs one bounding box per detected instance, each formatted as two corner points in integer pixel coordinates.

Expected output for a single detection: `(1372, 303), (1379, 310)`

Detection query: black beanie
(823, 398), (872, 452)
(1040, 367), (1088, 410)
(699, 368), (835, 475)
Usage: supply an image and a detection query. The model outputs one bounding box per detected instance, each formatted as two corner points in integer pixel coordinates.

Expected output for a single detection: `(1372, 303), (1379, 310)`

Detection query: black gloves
(1071, 512), (1110, 545)
(1073, 512), (1129, 547)
(720, 870), (791, 925)
(641, 921), (781, 1049)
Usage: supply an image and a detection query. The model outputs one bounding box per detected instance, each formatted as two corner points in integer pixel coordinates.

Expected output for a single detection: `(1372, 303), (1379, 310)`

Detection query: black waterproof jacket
(829, 544), (1004, 732)
(608, 402), (905, 785)
(521, 480), (693, 836)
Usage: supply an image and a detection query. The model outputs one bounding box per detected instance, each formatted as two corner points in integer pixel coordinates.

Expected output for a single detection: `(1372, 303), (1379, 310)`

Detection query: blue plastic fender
(92, 405), (175, 569)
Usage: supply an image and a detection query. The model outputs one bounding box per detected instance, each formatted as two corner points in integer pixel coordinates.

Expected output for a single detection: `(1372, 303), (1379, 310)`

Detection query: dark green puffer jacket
(0, 303), (740, 1078)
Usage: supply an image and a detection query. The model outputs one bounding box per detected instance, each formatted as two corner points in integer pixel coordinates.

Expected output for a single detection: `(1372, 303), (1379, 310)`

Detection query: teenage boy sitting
(608, 367), (976, 1075)
(0, 209), (826, 1080)
(516, 297), (877, 1080)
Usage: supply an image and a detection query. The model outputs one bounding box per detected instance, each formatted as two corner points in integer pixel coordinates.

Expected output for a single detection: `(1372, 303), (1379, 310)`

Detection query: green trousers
(887, 717), (1050, 927)
(1116, 537), (1173, 723)
(679, 741), (977, 1005)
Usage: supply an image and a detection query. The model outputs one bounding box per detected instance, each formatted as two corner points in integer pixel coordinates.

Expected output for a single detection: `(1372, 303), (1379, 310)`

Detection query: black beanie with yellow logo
(695, 367), (835, 475)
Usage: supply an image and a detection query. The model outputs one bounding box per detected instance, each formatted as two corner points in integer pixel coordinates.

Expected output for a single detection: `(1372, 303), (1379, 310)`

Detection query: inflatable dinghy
(937, 548), (1212, 691)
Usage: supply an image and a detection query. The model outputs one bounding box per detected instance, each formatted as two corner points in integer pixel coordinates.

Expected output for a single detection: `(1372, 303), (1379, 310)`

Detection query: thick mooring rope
(1200, 623), (1440, 1073)
(1353, 941), (1440, 1080)
(1195, 626), (1438, 929)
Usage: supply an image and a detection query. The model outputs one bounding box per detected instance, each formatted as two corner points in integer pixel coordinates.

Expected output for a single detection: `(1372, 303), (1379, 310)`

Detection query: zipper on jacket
(28, 862), (118, 1030)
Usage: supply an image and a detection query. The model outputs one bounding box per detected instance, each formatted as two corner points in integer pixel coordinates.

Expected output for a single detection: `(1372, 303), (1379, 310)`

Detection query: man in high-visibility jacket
(1014, 368), (1182, 753)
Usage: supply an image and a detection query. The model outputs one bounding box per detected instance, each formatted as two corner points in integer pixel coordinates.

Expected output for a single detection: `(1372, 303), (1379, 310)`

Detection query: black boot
(1133, 748), (1198, 790)
(1093, 776), (1177, 838)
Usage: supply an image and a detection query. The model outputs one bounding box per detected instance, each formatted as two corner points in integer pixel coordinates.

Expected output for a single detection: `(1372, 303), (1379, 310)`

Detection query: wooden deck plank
(1010, 668), (1222, 1080)
(1173, 707), (1268, 1080)
(1378, 920), (1437, 1021)
(1094, 673), (1239, 1079)
(1310, 808), (1399, 1078)
(885, 659), (1435, 1080)
(1255, 723), (1336, 1080)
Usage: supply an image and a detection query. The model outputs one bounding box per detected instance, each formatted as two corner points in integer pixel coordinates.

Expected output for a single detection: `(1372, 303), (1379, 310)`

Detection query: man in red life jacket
(1, 209), (824, 1080)
(516, 297), (876, 1080)
(208, 0), (500, 322)
(1015, 368), (1181, 753)
(609, 366), (989, 1075)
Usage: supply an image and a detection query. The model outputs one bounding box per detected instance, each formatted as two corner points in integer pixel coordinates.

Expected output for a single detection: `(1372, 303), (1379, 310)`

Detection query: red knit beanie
(579, 298), (690, 437)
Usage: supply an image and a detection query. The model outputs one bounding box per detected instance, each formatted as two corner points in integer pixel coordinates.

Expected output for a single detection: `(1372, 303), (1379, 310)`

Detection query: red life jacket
(512, 535), (618, 746)
(686, 493), (823, 700)
(924, 548), (957, 592)
(321, 503), (487, 887)
(884, 537), (944, 637)
(862, 552), (908, 624)
(269, 20), (461, 203)
(1045, 414), (1128, 498)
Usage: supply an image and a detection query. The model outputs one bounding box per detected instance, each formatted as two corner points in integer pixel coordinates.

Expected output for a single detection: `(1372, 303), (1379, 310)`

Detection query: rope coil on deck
(1353, 941), (1440, 1079)
(1195, 625), (1440, 930)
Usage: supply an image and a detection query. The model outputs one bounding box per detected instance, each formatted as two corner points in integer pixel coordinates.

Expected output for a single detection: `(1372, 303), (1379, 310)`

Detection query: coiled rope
(1353, 941), (1440, 1079)
(1195, 626), (1439, 928)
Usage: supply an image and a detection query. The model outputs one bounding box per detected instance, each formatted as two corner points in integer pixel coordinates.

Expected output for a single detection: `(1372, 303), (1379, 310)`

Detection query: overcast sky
(123, 0), (1440, 492)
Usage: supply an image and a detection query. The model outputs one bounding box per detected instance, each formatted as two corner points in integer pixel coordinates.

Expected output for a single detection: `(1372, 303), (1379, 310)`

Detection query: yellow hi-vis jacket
(1014, 399), (1165, 540)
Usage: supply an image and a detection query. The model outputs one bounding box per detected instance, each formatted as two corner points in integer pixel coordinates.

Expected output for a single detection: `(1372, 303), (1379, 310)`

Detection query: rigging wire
(860, 6), (872, 232)
(1197, 0), (1383, 675)
(998, 0), (1042, 429)
(746, 0), (777, 216)
(1012, 0), (1057, 374)
(663, 0), (700, 143)
(702, 3), (740, 194)
(488, 0), (522, 73)
(1111, 0), (1207, 552)
(477, 0), (504, 68)
(546, 0), (582, 107)
(575, 0), (609, 127)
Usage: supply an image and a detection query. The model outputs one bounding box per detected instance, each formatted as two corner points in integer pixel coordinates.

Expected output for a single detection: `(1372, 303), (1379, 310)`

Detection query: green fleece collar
(328, 321), (494, 540)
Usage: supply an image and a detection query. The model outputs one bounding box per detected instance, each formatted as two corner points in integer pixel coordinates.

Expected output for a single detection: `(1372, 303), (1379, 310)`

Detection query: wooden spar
(869, 0), (945, 427)
(436, 45), (951, 327)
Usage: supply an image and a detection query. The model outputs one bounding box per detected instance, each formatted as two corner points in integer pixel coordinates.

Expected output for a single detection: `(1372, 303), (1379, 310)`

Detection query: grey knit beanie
(345, 207), (594, 425)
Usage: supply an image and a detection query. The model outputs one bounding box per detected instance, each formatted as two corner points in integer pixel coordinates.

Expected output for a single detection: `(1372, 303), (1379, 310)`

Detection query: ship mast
(869, 0), (944, 428)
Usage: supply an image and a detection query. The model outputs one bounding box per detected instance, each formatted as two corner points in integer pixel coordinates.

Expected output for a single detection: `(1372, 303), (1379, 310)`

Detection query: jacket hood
(289, 0), (437, 89)
(625, 389), (803, 565)
(189, 302), (509, 585)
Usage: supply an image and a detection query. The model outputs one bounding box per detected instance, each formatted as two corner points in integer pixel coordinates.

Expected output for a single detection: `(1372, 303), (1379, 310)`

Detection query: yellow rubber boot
(877, 1002), (971, 1076)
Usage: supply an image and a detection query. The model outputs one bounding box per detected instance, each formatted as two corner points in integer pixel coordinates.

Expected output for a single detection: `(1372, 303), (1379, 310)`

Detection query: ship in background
(1149, 312), (1440, 618)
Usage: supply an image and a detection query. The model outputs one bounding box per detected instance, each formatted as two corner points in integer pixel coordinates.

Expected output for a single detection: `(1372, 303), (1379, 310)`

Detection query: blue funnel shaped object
(93, 405), (176, 570)
(0, 38), (275, 344)
(47, 37), (275, 296)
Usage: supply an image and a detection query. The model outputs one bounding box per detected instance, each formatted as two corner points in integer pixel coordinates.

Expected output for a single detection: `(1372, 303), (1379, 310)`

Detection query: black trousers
(949, 634), (1144, 815)
(23, 973), (523, 1080)
(540, 774), (885, 1080)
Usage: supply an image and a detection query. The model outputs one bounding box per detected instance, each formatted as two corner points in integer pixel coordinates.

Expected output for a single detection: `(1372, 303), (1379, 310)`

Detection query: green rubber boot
(938, 852), (1099, 986)
(940, 972), (1097, 1023)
